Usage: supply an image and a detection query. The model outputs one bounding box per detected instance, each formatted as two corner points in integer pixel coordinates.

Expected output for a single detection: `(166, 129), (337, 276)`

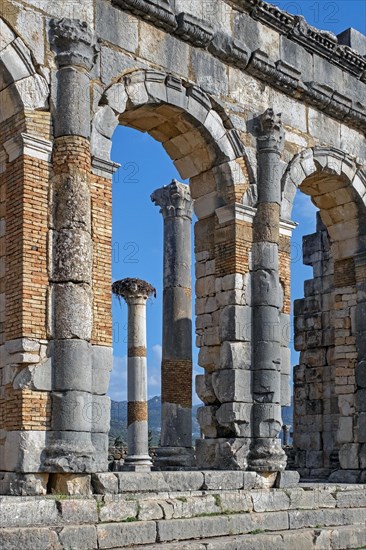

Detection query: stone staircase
(0, 472), (365, 549)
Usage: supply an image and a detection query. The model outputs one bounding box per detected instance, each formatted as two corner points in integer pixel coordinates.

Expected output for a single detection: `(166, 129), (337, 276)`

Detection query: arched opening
(92, 70), (248, 468)
(283, 149), (366, 478)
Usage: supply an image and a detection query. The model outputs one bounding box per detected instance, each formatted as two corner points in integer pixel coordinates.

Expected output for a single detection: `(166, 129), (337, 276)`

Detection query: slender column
(113, 279), (156, 471)
(248, 109), (287, 472)
(44, 19), (100, 472)
(151, 180), (194, 468)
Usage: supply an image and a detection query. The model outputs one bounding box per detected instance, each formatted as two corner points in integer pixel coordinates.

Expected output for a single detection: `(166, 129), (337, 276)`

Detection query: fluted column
(44, 19), (100, 472)
(151, 180), (194, 468)
(113, 279), (156, 471)
(248, 109), (287, 473)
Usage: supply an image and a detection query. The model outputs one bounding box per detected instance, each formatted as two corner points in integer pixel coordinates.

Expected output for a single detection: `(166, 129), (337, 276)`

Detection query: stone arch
(0, 18), (49, 122)
(90, 69), (251, 217)
(283, 146), (366, 476)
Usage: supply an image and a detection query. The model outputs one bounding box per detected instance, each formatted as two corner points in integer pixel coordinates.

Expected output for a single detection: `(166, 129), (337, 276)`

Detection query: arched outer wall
(0, 0), (365, 479)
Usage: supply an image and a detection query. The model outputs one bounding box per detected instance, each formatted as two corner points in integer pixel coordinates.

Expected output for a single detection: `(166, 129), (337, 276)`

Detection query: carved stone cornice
(175, 12), (214, 48)
(257, 109), (285, 151)
(151, 180), (193, 220)
(50, 18), (99, 71)
(112, 0), (177, 32)
(3, 134), (53, 163)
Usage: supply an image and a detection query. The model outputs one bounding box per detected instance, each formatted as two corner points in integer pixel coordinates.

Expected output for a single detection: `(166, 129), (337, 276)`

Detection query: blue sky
(108, 1), (365, 403)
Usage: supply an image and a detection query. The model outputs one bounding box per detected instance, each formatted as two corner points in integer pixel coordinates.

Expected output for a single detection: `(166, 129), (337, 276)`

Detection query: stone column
(151, 180), (195, 468)
(44, 19), (100, 472)
(113, 278), (156, 471)
(248, 108), (287, 473)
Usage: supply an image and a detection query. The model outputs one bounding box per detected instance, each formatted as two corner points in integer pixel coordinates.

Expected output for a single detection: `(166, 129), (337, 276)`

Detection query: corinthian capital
(151, 180), (193, 220)
(257, 108), (284, 151)
(50, 18), (99, 71)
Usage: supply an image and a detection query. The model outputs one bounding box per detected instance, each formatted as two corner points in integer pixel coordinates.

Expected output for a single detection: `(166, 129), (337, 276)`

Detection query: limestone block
(59, 525), (97, 550)
(93, 106), (119, 141)
(196, 437), (251, 470)
(0, 39), (33, 85)
(90, 128), (113, 161)
(216, 402), (251, 437)
(328, 470), (361, 483)
(275, 471), (300, 488)
(0, 19), (15, 51)
(53, 339), (92, 392)
(92, 345), (113, 395)
(251, 242), (279, 272)
(337, 416), (354, 444)
(3, 430), (46, 473)
(0, 498), (58, 529)
(91, 395), (111, 433)
(49, 474), (92, 497)
(356, 389), (366, 412)
(96, 0), (138, 52)
(0, 473), (48, 496)
(91, 433), (109, 472)
(219, 305), (251, 342)
(138, 501), (164, 521)
(219, 341), (251, 370)
(54, 68), (90, 138)
(105, 82), (128, 114)
(281, 372), (291, 407)
(99, 495), (138, 522)
(339, 443), (360, 469)
(100, 46), (142, 87)
(12, 359), (52, 391)
(162, 472), (204, 492)
(91, 473), (118, 495)
(198, 346), (220, 372)
(53, 173), (91, 232)
(212, 369), (252, 403)
(56, 498), (98, 523)
(203, 471), (245, 491)
(96, 521), (156, 548)
(252, 270), (280, 308)
(195, 374), (217, 405)
(252, 403), (282, 438)
(197, 406), (218, 438)
(253, 306), (281, 343)
(253, 341), (281, 370)
(254, 369), (281, 403)
(53, 283), (93, 340)
(191, 49), (228, 96)
(139, 23), (189, 79)
(51, 391), (93, 432)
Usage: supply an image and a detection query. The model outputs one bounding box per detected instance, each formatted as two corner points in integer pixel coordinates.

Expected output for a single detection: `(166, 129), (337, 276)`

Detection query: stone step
(134, 525), (366, 550)
(0, 485), (365, 549)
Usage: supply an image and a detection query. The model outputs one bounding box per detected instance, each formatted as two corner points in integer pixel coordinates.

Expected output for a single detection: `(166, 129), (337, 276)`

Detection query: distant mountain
(110, 396), (201, 445)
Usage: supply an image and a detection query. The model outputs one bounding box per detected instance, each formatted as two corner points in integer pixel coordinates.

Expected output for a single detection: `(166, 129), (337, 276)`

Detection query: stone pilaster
(113, 279), (156, 471)
(248, 108), (287, 473)
(44, 19), (102, 473)
(151, 180), (195, 468)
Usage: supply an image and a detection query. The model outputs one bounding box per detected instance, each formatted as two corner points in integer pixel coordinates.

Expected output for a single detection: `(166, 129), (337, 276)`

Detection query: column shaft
(151, 180), (194, 468)
(249, 109), (287, 473)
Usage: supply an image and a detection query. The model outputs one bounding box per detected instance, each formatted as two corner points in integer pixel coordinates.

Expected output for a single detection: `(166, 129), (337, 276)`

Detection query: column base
(154, 447), (195, 469)
(248, 438), (287, 473)
(42, 431), (98, 473)
(123, 455), (152, 472)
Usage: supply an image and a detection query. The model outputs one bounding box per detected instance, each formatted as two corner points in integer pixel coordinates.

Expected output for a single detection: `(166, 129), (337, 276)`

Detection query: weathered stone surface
(0, 473), (48, 496)
(92, 346), (113, 395)
(53, 283), (93, 340)
(0, 527), (61, 550)
(212, 369), (252, 404)
(53, 339), (92, 392)
(49, 473), (92, 496)
(97, 521), (156, 549)
(56, 498), (98, 523)
(196, 438), (251, 470)
(195, 374), (217, 405)
(58, 525), (97, 550)
(219, 341), (251, 370)
(219, 305), (251, 342)
(0, 497), (58, 528)
(275, 471), (300, 488)
(99, 495), (138, 522)
(91, 473), (119, 495)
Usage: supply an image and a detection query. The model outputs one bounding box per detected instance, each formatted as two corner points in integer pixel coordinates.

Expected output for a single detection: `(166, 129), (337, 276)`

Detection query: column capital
(151, 180), (193, 220)
(50, 18), (99, 71)
(112, 278), (156, 304)
(257, 108), (285, 151)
